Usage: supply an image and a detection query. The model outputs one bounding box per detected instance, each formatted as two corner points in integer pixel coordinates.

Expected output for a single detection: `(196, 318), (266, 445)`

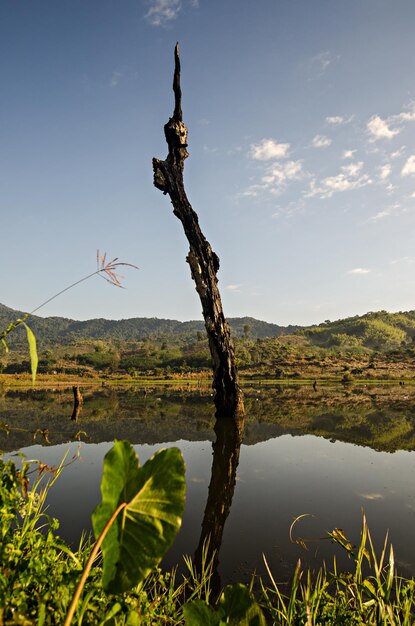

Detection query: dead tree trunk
(152, 44), (244, 419)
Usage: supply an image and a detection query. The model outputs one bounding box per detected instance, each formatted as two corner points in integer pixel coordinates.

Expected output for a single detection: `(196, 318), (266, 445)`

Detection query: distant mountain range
(2, 303), (415, 352)
(0, 303), (300, 347)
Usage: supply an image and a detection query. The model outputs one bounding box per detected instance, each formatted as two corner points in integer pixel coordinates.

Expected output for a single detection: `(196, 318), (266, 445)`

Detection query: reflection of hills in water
(1, 384), (415, 452)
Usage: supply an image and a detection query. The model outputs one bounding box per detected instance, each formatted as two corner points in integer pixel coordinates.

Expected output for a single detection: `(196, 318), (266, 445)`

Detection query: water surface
(2, 384), (415, 585)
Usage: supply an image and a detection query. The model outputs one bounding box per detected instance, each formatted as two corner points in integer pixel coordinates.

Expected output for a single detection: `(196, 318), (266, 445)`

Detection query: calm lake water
(2, 383), (415, 586)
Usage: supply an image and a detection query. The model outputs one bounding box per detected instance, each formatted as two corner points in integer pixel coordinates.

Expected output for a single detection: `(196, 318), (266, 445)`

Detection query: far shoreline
(1, 372), (415, 390)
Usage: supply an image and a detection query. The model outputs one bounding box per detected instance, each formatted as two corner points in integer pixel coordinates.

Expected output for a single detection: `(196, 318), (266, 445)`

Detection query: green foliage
(91, 441), (186, 594)
(260, 515), (415, 625)
(21, 320), (38, 385)
(4, 302), (415, 382)
(2, 451), (415, 624)
(302, 310), (415, 351)
(0, 314), (38, 384)
(183, 599), (220, 625)
(0, 449), (174, 626)
(341, 371), (354, 383)
(120, 353), (162, 371)
(0, 453), (82, 623)
(77, 351), (117, 370)
(235, 345), (252, 368)
(330, 332), (361, 347)
(220, 584), (266, 625)
(0, 303), (293, 348)
(183, 584), (266, 626)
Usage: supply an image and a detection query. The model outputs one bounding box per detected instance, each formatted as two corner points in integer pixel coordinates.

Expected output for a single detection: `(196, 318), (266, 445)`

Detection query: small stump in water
(71, 386), (83, 421)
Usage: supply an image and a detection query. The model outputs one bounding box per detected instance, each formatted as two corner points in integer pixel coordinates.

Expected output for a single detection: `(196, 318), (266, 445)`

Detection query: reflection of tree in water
(70, 386), (83, 421)
(194, 416), (244, 595)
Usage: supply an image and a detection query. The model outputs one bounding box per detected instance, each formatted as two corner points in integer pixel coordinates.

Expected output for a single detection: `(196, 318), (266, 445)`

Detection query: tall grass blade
(288, 559), (302, 623)
(385, 544), (394, 602)
(20, 321), (38, 385)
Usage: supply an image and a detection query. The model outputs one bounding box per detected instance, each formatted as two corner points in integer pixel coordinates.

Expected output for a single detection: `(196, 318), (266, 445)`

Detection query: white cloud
(378, 164), (391, 180)
(395, 111), (415, 123)
(249, 138), (290, 160)
(365, 102), (415, 143)
(390, 256), (415, 265)
(261, 160), (303, 186)
(391, 102), (415, 123)
(312, 134), (332, 148)
(109, 71), (123, 88)
(307, 51), (334, 78)
(370, 209), (391, 221)
(225, 284), (241, 291)
(343, 149), (356, 159)
(390, 146), (406, 159)
(326, 116), (344, 125)
(239, 186), (261, 198)
(305, 179), (327, 198)
(342, 161), (364, 177)
(401, 155), (415, 176)
(323, 173), (370, 194)
(271, 199), (305, 219)
(306, 162), (370, 198)
(326, 115), (353, 125)
(240, 159), (303, 199)
(315, 51), (332, 71)
(145, 0), (181, 26)
(370, 203), (401, 221)
(348, 268), (371, 275)
(202, 144), (218, 153)
(367, 115), (400, 140)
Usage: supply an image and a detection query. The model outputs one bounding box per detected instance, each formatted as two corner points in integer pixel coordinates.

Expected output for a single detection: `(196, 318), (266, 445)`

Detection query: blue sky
(1, 0), (415, 326)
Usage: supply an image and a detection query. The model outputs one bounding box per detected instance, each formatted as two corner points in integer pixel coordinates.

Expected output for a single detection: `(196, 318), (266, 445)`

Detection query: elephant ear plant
(182, 583), (267, 626)
(64, 440), (186, 625)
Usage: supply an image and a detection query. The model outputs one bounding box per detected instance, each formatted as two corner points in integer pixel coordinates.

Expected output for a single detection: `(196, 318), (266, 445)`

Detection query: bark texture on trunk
(152, 43), (244, 418)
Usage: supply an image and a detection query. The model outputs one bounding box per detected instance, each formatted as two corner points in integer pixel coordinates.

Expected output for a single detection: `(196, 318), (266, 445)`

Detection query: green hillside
(301, 310), (415, 351)
(3, 303), (415, 354)
(2, 305), (415, 381)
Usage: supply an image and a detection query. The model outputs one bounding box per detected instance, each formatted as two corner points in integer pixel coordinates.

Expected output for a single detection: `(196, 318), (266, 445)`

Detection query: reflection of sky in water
(13, 434), (415, 584)
(225, 436), (415, 581)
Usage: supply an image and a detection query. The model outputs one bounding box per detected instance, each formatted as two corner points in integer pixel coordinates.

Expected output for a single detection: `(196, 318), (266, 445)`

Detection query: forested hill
(2, 303), (415, 352)
(301, 310), (415, 350)
(0, 303), (298, 346)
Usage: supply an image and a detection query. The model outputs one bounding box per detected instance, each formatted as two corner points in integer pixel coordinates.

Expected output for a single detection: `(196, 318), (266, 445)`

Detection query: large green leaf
(182, 599), (222, 625)
(183, 585), (266, 626)
(92, 441), (186, 594)
(218, 584), (266, 626)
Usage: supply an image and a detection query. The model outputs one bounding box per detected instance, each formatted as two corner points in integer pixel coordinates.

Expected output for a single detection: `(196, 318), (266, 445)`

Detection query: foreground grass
(1, 455), (415, 625)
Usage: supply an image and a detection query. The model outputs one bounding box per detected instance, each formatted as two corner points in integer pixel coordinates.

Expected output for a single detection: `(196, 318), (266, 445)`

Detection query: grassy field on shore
(1, 370), (415, 389)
